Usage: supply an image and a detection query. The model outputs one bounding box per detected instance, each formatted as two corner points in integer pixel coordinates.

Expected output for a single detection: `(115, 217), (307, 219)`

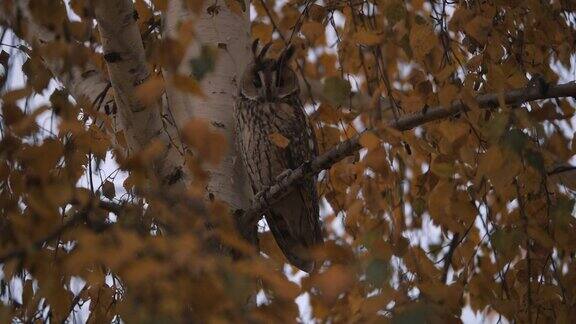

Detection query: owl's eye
(253, 73), (262, 88)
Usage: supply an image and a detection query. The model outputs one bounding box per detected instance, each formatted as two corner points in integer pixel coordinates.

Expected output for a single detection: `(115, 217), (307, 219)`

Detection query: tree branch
(239, 81), (576, 225)
(441, 233), (460, 284)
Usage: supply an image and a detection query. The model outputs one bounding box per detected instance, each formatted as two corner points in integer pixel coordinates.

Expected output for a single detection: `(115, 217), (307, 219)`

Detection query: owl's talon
(275, 169), (293, 183)
(254, 190), (267, 204)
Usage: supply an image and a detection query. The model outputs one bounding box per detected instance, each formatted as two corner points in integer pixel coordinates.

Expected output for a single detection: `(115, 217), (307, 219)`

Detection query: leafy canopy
(1, 0), (576, 322)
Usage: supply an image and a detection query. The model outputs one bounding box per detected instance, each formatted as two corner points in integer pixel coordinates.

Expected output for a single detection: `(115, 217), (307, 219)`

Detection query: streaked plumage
(234, 40), (322, 272)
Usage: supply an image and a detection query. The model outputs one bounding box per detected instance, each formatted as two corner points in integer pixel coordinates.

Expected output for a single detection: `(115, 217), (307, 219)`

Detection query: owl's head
(239, 39), (298, 102)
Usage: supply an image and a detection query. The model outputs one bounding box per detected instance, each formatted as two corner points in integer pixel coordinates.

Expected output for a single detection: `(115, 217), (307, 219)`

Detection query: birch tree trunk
(4, 0), (252, 210)
(162, 0), (252, 211)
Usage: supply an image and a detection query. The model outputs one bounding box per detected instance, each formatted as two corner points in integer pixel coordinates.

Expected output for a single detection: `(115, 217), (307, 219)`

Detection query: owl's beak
(260, 71), (273, 101)
(265, 87), (273, 101)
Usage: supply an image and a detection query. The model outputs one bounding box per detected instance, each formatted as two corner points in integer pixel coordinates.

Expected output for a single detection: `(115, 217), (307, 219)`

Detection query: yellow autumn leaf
(430, 159), (454, 178)
(268, 132), (290, 148)
(252, 22), (273, 43)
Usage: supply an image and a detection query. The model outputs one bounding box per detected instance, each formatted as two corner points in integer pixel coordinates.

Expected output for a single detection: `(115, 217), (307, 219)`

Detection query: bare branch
(390, 81), (576, 131)
(240, 81), (576, 225)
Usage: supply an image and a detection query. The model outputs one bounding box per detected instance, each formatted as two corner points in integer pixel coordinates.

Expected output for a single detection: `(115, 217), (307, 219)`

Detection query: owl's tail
(265, 187), (323, 273)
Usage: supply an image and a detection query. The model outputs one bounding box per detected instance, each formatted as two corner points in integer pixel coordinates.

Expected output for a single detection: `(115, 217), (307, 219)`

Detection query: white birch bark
(163, 0), (252, 210)
(0, 0), (114, 122)
(3, 0), (252, 209)
(93, 0), (187, 192)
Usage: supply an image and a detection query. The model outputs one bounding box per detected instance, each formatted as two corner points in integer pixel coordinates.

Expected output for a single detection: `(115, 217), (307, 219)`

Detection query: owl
(234, 40), (323, 272)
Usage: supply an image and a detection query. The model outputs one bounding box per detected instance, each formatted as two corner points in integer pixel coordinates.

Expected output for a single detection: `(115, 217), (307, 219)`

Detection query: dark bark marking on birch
(104, 52), (122, 63)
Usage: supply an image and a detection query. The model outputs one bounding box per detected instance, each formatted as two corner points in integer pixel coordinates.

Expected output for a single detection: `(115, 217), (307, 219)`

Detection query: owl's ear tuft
(251, 39), (260, 57)
(282, 45), (295, 61)
(276, 45), (295, 71)
(257, 42), (272, 64)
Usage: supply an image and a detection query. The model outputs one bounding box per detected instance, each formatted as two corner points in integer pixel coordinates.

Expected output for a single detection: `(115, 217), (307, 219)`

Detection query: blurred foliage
(1, 0), (576, 323)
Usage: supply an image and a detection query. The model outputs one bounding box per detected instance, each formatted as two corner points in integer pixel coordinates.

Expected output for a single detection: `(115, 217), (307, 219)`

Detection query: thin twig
(441, 232), (460, 284)
(62, 285), (88, 324)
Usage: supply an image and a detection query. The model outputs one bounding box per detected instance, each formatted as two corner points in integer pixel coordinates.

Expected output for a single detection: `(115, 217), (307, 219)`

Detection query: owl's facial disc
(251, 68), (273, 101)
(261, 70), (274, 101)
(240, 44), (298, 102)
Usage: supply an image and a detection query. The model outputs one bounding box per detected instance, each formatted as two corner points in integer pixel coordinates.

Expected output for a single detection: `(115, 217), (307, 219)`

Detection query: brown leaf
(353, 31), (382, 46)
(2, 87), (33, 104)
(252, 23), (273, 43)
(102, 181), (116, 199)
(135, 76), (164, 108)
(182, 118), (228, 165)
(172, 74), (204, 97)
(312, 265), (354, 304)
(359, 131), (380, 150)
(224, 0), (246, 15)
(268, 132), (290, 148)
(308, 4), (326, 22)
(438, 84), (459, 108)
(301, 21), (325, 45)
(409, 23), (437, 60)
(464, 15), (492, 44)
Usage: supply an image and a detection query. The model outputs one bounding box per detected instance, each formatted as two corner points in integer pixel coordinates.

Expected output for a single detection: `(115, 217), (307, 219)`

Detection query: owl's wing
(264, 99), (323, 272)
(232, 100), (260, 252)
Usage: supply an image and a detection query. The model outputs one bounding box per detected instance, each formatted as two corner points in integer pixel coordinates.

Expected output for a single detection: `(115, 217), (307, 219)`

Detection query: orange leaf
(438, 84), (459, 107)
(269, 132), (290, 148)
(409, 23), (437, 60)
(252, 23), (273, 43)
(353, 31), (382, 46)
(172, 74), (204, 97)
(301, 21), (325, 45)
(464, 15), (492, 44)
(359, 131), (380, 150)
(312, 265), (354, 304)
(182, 118), (228, 165)
(135, 76), (164, 108)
